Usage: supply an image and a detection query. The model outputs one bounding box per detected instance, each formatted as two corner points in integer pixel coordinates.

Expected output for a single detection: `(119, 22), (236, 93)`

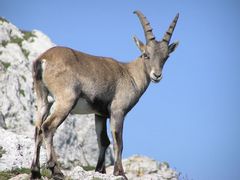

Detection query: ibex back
(30, 10), (179, 180)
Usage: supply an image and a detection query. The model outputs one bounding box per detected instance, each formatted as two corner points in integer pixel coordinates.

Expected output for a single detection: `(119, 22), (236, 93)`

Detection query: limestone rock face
(0, 18), (54, 136)
(0, 128), (47, 171)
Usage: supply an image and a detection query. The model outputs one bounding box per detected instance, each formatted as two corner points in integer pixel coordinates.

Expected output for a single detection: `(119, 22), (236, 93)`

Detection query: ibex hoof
(95, 168), (106, 174)
(114, 171), (128, 180)
(121, 174), (128, 180)
(46, 160), (56, 169)
(52, 172), (64, 180)
(30, 170), (41, 180)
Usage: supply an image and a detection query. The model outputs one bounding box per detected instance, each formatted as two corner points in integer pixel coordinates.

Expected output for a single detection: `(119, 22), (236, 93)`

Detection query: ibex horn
(162, 13), (179, 44)
(134, 10), (155, 44)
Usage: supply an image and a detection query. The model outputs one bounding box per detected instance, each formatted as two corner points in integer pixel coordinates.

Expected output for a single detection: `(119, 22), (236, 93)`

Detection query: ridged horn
(134, 10), (155, 44)
(162, 13), (179, 44)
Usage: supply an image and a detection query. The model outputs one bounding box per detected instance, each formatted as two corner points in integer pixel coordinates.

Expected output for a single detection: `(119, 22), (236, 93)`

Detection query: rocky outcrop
(0, 128), (46, 171)
(9, 167), (124, 180)
(0, 17), (54, 136)
(5, 153), (179, 180)
(65, 166), (124, 180)
(107, 155), (179, 180)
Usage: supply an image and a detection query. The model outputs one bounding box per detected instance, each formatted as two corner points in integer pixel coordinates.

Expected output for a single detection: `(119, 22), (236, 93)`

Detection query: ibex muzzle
(30, 10), (179, 180)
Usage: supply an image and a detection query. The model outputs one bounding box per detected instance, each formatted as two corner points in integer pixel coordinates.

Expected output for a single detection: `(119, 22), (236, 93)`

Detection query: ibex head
(133, 11), (179, 83)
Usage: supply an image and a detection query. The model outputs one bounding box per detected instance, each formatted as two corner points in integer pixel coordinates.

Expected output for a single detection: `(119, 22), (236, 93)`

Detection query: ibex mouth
(150, 71), (162, 83)
(151, 76), (162, 83)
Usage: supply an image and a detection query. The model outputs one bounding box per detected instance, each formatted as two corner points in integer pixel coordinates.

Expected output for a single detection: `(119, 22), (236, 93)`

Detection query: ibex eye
(143, 53), (150, 59)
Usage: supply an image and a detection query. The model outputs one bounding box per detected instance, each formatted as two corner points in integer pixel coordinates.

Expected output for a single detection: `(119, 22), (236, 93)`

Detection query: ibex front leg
(95, 115), (110, 173)
(110, 110), (128, 180)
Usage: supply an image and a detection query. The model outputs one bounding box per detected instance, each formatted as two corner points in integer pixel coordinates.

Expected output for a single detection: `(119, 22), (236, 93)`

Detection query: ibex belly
(71, 98), (97, 115)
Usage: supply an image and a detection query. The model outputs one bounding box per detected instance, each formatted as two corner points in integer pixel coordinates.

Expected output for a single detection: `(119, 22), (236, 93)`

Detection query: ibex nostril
(153, 73), (161, 78)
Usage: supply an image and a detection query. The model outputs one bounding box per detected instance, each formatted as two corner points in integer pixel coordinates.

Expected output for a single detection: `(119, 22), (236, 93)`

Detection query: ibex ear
(168, 41), (179, 54)
(133, 36), (145, 53)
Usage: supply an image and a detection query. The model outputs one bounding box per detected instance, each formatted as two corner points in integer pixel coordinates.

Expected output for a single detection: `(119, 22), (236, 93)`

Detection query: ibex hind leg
(41, 95), (78, 179)
(30, 125), (43, 179)
(31, 83), (51, 179)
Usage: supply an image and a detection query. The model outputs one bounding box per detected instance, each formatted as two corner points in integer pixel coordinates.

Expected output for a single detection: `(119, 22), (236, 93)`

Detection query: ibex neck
(126, 57), (151, 95)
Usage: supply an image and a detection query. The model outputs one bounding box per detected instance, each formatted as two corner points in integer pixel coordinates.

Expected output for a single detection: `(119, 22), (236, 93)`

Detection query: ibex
(30, 11), (179, 180)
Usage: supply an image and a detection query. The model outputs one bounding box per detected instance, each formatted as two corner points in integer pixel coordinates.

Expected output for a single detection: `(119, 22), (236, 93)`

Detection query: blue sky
(1, 0), (240, 179)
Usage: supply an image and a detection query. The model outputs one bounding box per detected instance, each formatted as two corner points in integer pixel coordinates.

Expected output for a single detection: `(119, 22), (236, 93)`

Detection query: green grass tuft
(0, 167), (74, 180)
(21, 75), (27, 82)
(0, 146), (6, 158)
(82, 165), (95, 171)
(161, 161), (170, 168)
(23, 31), (36, 41)
(0, 17), (9, 23)
(19, 89), (25, 97)
(91, 177), (102, 180)
(10, 36), (23, 47)
(40, 167), (52, 178)
(0, 61), (11, 70)
(1, 40), (8, 48)
(22, 48), (30, 58)
(0, 168), (31, 180)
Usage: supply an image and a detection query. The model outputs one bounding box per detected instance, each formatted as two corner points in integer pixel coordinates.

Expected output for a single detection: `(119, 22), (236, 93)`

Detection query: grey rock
(0, 112), (6, 129)
(107, 155), (179, 180)
(9, 173), (29, 180)
(65, 166), (124, 180)
(0, 128), (46, 171)
(9, 167), (124, 180)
